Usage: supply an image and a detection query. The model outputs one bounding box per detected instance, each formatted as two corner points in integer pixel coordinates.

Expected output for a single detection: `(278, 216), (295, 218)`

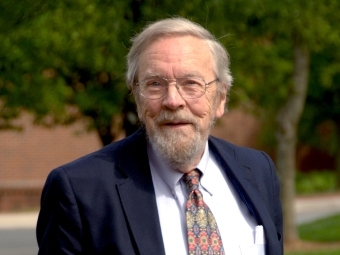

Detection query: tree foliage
(1, 0), (340, 243)
(300, 44), (340, 187)
(0, 0), (136, 144)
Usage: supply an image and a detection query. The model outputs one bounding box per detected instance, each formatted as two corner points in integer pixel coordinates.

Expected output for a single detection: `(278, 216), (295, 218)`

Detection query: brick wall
(0, 113), (102, 211)
(0, 114), (103, 181)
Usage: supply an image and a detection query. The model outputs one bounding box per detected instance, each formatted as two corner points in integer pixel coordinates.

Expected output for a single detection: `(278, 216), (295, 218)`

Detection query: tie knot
(183, 169), (201, 192)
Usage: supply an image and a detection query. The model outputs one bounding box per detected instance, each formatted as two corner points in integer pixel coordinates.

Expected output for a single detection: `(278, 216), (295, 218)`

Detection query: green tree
(264, 1), (339, 243)
(300, 44), (340, 187)
(0, 0), (139, 145)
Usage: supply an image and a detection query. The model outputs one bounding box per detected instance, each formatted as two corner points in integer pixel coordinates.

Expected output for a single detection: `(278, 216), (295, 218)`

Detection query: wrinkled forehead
(137, 35), (215, 76)
(142, 34), (212, 56)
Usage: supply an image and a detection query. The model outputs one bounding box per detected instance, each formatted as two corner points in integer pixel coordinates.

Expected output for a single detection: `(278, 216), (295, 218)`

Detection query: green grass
(299, 214), (340, 242)
(285, 214), (340, 255)
(296, 171), (337, 195)
(287, 251), (340, 255)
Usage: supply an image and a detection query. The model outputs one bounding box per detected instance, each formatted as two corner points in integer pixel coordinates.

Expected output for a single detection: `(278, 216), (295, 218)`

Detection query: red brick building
(0, 113), (102, 211)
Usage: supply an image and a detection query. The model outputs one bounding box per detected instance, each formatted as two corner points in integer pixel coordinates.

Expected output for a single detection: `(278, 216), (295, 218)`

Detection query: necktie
(184, 169), (225, 255)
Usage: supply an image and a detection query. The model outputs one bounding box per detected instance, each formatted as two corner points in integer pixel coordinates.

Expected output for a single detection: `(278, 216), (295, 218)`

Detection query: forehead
(138, 35), (214, 78)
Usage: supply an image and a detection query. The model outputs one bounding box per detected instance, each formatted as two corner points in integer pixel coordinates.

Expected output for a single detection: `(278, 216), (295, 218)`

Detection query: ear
(132, 86), (144, 120)
(214, 89), (227, 118)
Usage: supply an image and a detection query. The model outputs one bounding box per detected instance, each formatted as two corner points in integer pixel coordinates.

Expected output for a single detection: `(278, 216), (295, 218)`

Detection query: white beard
(145, 110), (214, 171)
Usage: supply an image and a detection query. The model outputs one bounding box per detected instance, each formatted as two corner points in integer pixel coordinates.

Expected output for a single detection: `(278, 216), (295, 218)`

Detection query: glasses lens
(140, 77), (167, 99)
(177, 77), (206, 98)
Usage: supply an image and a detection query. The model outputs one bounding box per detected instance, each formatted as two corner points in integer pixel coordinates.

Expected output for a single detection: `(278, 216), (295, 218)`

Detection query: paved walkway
(0, 211), (37, 229)
(295, 192), (340, 224)
(0, 193), (340, 229)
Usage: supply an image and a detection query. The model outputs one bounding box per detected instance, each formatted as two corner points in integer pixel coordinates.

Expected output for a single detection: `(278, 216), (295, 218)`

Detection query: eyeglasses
(135, 76), (219, 99)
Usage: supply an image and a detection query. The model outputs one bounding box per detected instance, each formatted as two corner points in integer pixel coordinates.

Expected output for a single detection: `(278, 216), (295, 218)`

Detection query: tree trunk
(96, 124), (114, 146)
(275, 41), (310, 244)
(335, 121), (340, 188)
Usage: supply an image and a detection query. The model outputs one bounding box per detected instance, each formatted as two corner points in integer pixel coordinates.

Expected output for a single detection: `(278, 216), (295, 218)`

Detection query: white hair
(125, 17), (233, 97)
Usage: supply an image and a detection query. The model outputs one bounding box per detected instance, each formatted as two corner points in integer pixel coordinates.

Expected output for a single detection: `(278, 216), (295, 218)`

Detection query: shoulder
(48, 128), (147, 182)
(208, 135), (277, 189)
(208, 135), (272, 165)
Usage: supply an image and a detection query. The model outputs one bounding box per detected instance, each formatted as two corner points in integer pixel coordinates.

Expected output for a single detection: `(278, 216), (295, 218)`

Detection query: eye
(182, 79), (200, 85)
(148, 80), (162, 87)
(180, 78), (204, 88)
(144, 78), (165, 88)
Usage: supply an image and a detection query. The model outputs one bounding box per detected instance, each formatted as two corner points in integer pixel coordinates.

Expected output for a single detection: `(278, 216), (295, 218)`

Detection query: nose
(162, 82), (185, 110)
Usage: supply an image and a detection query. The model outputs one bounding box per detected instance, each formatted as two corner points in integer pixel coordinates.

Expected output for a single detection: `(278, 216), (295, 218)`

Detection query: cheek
(136, 99), (161, 121)
(205, 89), (226, 119)
(187, 97), (213, 121)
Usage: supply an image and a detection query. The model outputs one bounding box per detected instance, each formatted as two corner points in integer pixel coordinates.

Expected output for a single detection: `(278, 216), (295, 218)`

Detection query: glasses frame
(135, 76), (219, 100)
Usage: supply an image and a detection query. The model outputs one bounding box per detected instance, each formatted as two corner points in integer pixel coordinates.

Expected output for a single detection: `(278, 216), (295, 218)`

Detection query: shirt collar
(196, 143), (213, 195)
(196, 142), (210, 177)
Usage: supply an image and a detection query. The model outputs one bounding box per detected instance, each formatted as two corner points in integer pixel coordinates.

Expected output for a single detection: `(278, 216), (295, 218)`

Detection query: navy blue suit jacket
(37, 129), (283, 255)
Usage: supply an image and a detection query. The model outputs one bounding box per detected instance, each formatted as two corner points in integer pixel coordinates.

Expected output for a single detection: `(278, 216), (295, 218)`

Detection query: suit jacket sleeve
(262, 151), (283, 241)
(37, 167), (83, 254)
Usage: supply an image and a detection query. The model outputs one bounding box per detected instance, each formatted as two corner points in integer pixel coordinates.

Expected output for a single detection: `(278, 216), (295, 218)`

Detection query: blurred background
(0, 0), (340, 254)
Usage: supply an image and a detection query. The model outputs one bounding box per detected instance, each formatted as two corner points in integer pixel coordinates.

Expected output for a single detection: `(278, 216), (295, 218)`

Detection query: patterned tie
(184, 169), (225, 255)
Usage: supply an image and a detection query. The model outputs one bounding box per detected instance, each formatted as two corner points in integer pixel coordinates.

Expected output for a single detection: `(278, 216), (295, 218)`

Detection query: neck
(176, 148), (205, 173)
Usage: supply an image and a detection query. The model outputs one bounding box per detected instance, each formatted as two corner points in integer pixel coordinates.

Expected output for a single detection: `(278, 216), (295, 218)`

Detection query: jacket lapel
(209, 138), (279, 252)
(116, 130), (166, 255)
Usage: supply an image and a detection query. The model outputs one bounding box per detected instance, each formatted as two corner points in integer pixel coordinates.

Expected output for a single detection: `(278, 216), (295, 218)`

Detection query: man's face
(135, 35), (226, 172)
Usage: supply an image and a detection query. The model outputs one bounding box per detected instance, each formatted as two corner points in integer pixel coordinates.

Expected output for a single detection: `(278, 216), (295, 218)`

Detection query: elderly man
(37, 17), (283, 255)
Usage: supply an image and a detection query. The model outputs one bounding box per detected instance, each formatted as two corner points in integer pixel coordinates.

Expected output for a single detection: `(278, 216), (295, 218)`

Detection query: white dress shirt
(148, 141), (265, 255)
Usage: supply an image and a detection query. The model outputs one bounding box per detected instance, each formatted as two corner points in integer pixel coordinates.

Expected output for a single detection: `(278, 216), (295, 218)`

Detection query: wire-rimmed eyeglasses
(135, 76), (219, 99)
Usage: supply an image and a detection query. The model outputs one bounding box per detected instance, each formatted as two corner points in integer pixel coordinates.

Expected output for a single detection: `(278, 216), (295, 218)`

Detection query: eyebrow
(140, 72), (161, 80)
(142, 71), (204, 80)
(180, 71), (203, 77)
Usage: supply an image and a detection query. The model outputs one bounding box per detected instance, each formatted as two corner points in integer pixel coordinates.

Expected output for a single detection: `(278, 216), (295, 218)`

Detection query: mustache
(155, 110), (198, 125)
